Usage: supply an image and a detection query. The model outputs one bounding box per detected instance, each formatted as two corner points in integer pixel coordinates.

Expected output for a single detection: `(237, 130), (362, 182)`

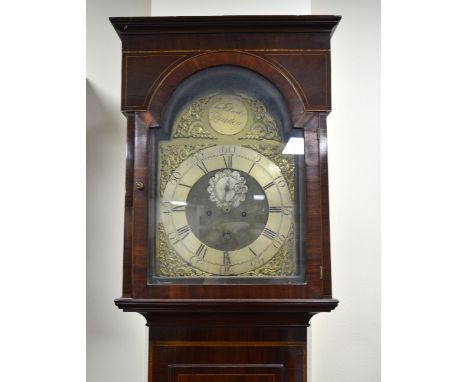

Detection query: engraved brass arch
(155, 89), (298, 278)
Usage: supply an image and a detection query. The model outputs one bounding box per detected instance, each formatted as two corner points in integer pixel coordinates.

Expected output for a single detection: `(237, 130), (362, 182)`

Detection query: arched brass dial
(160, 145), (293, 275)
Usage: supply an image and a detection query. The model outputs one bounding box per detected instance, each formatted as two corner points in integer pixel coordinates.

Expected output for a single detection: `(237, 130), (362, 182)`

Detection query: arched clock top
(121, 50), (330, 128)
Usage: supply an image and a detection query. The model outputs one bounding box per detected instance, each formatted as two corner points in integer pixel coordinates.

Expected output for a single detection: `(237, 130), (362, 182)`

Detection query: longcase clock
(110, 15), (340, 382)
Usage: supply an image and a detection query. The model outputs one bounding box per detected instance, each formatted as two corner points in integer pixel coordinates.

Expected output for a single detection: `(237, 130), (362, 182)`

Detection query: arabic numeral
(275, 175), (286, 188)
(169, 171), (182, 185)
(272, 234), (287, 249)
(161, 201), (171, 215)
(167, 231), (179, 244)
(283, 206), (292, 215)
(192, 151), (205, 163)
(250, 257), (265, 268)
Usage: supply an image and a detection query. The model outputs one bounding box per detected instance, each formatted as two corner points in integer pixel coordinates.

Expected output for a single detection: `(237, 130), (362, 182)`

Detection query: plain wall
(87, 1), (150, 382)
(151, 0), (311, 15)
(309, 1), (381, 382)
(87, 1), (380, 382)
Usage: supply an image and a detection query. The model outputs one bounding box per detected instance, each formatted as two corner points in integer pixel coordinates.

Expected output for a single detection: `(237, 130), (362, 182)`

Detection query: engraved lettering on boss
(208, 95), (248, 135)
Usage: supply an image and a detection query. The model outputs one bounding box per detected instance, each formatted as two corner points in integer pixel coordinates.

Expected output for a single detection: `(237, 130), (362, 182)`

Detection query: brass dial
(160, 145), (293, 275)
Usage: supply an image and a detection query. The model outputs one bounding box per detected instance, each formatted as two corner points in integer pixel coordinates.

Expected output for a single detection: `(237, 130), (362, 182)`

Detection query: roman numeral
(269, 206), (283, 213)
(248, 247), (258, 257)
(268, 206), (293, 215)
(161, 202), (186, 215)
(223, 155), (233, 168)
(196, 161), (209, 174)
(195, 243), (207, 259)
(171, 205), (185, 212)
(262, 228), (277, 240)
(263, 181), (275, 190)
(168, 226), (190, 245)
(178, 183), (191, 188)
(223, 251), (231, 266)
(247, 162), (255, 174)
(221, 145), (236, 154)
(176, 225), (191, 241)
(219, 251), (231, 274)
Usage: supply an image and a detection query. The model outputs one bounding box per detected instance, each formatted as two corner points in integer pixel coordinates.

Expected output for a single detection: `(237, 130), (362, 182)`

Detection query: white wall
(151, 0), (310, 15)
(87, 1), (380, 382)
(309, 1), (381, 382)
(87, 1), (151, 382)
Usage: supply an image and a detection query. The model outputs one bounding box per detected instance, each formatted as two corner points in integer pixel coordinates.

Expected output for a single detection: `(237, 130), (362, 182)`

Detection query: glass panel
(148, 66), (306, 284)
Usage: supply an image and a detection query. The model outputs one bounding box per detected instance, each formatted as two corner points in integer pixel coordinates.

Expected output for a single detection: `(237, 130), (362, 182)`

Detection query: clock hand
(223, 181), (232, 214)
(223, 181), (230, 201)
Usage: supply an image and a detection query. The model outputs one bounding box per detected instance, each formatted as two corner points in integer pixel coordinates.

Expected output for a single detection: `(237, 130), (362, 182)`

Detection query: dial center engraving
(207, 169), (248, 212)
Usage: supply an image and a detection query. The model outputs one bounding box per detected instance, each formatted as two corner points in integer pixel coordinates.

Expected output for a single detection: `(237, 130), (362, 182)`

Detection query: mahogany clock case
(110, 16), (340, 308)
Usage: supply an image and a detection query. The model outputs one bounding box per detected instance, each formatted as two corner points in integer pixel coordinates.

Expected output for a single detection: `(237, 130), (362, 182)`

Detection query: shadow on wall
(86, 79), (126, 204)
(86, 77), (128, 334)
(86, 78), (124, 154)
